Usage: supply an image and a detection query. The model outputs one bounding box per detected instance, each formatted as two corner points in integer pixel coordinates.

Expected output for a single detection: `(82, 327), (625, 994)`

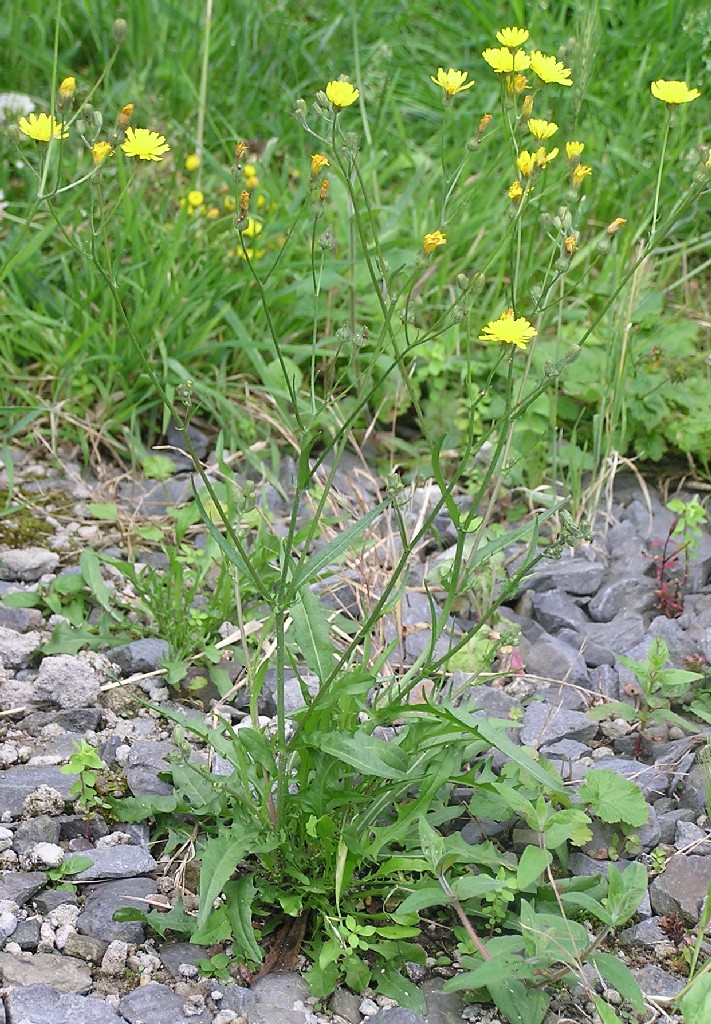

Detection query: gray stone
(76, 876), (155, 943)
(633, 964), (685, 1000)
(165, 420), (210, 470)
(245, 973), (316, 1024)
(558, 628), (615, 669)
(0, 871), (46, 905)
(650, 854), (711, 923)
(638, 804), (661, 851)
(0, 547), (59, 582)
(117, 475), (195, 516)
(124, 739), (174, 797)
(72, 845), (157, 881)
(420, 977), (466, 1024)
(657, 808), (697, 844)
(675, 821), (711, 854)
(588, 577), (657, 622)
(0, 626), (43, 669)
(578, 612), (646, 663)
(530, 591), (589, 633)
(593, 757), (668, 798)
(541, 739), (592, 759)
(462, 684), (519, 721)
(110, 638), (169, 675)
(329, 987), (362, 1024)
(213, 982), (257, 1015)
(371, 1010), (427, 1024)
(0, 604), (43, 632)
(678, 763), (709, 815)
(11, 916), (40, 950)
(5, 984), (125, 1024)
(12, 815), (62, 854)
(520, 702), (597, 749)
(619, 917), (670, 949)
(522, 554), (606, 596)
(0, 765), (73, 819)
(32, 654), (104, 710)
(62, 932), (109, 963)
(587, 664), (620, 699)
(33, 888), (79, 914)
(521, 633), (590, 688)
(0, 905), (17, 943)
(568, 853), (634, 878)
(160, 941), (207, 977)
(648, 616), (701, 662)
(120, 981), (213, 1024)
(606, 521), (650, 576)
(0, 950), (92, 993)
(21, 707), (102, 734)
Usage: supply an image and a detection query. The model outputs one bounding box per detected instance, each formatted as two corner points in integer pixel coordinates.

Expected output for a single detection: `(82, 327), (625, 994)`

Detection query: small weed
(652, 496), (709, 618)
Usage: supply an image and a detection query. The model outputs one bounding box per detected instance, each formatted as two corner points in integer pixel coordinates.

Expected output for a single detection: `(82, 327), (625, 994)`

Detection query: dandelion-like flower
(423, 230), (447, 253)
(430, 67), (475, 96)
(187, 190), (204, 209)
(508, 181), (523, 201)
(482, 47), (530, 74)
(572, 163), (592, 186)
(529, 51), (573, 87)
(516, 150), (536, 177)
(311, 153), (329, 175)
(479, 310), (537, 350)
(120, 127), (170, 161)
(18, 112), (68, 142)
(535, 145), (559, 167)
(185, 153), (200, 171)
(92, 141), (113, 164)
(528, 118), (558, 140)
(564, 235), (578, 254)
(325, 80), (359, 110)
(650, 79), (700, 104)
(241, 217), (263, 238)
(57, 77), (76, 106)
(566, 140), (585, 160)
(496, 27), (529, 48)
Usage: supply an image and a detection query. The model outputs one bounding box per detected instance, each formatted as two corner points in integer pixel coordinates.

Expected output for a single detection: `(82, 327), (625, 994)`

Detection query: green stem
(195, 0), (213, 189)
(651, 111), (671, 238)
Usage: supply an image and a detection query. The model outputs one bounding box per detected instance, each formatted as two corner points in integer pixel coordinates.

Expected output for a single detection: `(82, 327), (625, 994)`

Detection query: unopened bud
(112, 19), (128, 45)
(318, 225), (334, 250)
(478, 113), (492, 134)
(57, 76), (76, 110)
(118, 103), (134, 127)
(6, 124), (20, 144)
(235, 139), (247, 163)
(319, 179), (329, 200)
(607, 217), (627, 235)
(522, 94), (533, 117)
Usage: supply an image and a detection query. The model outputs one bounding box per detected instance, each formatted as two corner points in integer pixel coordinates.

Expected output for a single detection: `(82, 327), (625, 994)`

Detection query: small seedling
(60, 740), (112, 817)
(652, 497), (709, 618)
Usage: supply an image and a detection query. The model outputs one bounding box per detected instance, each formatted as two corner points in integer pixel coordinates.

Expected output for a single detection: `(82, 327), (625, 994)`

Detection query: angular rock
(0, 765), (73, 818)
(245, 973), (317, 1024)
(675, 821), (711, 854)
(11, 916), (41, 950)
(12, 815), (62, 854)
(633, 964), (685, 1000)
(567, 853), (635, 878)
(530, 591), (589, 633)
(5, 984), (125, 1024)
(0, 547), (59, 582)
(32, 654), (104, 710)
(420, 977), (466, 1024)
(0, 950), (92, 993)
(541, 738), (592, 759)
(212, 982), (257, 1015)
(72, 845), (157, 882)
(648, 616), (701, 662)
(650, 854), (711, 923)
(619, 917), (671, 949)
(0, 871), (47, 906)
(0, 626), (43, 669)
(521, 555), (606, 596)
(371, 1010), (427, 1024)
(521, 633), (590, 688)
(119, 981), (212, 1024)
(578, 612), (646, 663)
(160, 941), (207, 978)
(21, 707), (102, 735)
(62, 932), (108, 963)
(520, 702), (597, 749)
(657, 808), (697, 844)
(462, 684), (519, 720)
(76, 876), (155, 943)
(588, 577), (657, 622)
(110, 638), (169, 676)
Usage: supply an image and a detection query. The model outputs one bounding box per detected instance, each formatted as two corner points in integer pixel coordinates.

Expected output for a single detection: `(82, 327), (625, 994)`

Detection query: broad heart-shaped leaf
(290, 498), (391, 590)
(578, 769), (648, 827)
(310, 730), (410, 780)
(680, 973), (711, 1023)
(289, 585), (338, 684)
(589, 952), (644, 1013)
(196, 833), (253, 928)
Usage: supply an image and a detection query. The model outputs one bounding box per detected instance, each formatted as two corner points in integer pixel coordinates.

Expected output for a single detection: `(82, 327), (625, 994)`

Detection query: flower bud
(57, 77), (76, 110)
(118, 104), (134, 127)
(112, 19), (128, 45)
(6, 124), (20, 144)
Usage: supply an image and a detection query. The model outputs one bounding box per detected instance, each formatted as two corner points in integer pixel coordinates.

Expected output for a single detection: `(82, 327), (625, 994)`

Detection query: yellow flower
(479, 310), (537, 350)
(564, 235), (578, 254)
(187, 190), (204, 208)
(535, 145), (558, 166)
(245, 173), (259, 189)
(529, 51), (573, 87)
(521, 94), (533, 116)
(508, 181), (523, 201)
(566, 140), (585, 160)
(496, 27), (529, 48)
(430, 67), (475, 96)
(607, 217), (627, 235)
(528, 118), (558, 140)
(650, 79), (700, 104)
(207, 207), (220, 220)
(241, 217), (263, 238)
(423, 230), (447, 253)
(482, 47), (530, 74)
(18, 112), (68, 142)
(118, 103), (134, 126)
(311, 153), (329, 175)
(57, 77), (76, 106)
(517, 150), (536, 177)
(223, 194), (236, 211)
(185, 153), (200, 171)
(92, 141), (113, 164)
(120, 127), (170, 161)
(572, 163), (592, 186)
(513, 75), (528, 96)
(325, 80), (359, 110)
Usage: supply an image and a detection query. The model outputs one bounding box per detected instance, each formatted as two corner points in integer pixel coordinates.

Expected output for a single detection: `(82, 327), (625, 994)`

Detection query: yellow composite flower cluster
(18, 112), (68, 142)
(482, 26), (573, 87)
(430, 67), (475, 97)
(479, 310), (537, 351)
(325, 80), (359, 111)
(650, 79), (700, 104)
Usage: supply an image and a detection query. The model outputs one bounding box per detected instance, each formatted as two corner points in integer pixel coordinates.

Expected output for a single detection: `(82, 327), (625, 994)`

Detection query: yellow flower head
(528, 118), (558, 140)
(120, 127), (170, 162)
(92, 141), (114, 165)
(311, 153), (329, 175)
(241, 217), (263, 239)
(245, 172), (259, 189)
(423, 230), (447, 254)
(223, 194), (236, 211)
(607, 217), (627, 235)
(566, 140), (585, 160)
(517, 150), (536, 177)
(430, 67), (475, 96)
(572, 163), (592, 187)
(185, 153), (200, 171)
(482, 47), (530, 74)
(325, 80), (359, 110)
(187, 190), (204, 209)
(529, 51), (573, 87)
(496, 27), (529, 49)
(57, 76), (76, 106)
(564, 235), (578, 255)
(650, 79), (700, 104)
(508, 181), (524, 201)
(535, 145), (559, 167)
(207, 207), (220, 220)
(118, 103), (134, 127)
(18, 112), (68, 142)
(479, 310), (537, 350)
